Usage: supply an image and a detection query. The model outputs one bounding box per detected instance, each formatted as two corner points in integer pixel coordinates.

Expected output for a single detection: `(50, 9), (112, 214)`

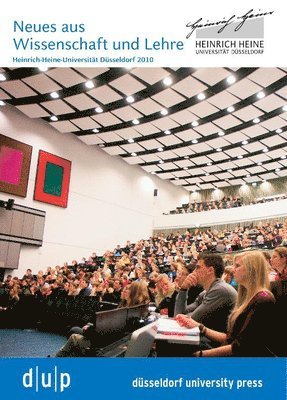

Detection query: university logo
(186, 9), (274, 56)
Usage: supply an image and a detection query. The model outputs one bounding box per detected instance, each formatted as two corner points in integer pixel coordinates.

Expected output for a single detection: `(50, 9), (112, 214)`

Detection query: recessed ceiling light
(50, 92), (59, 99)
(128, 138), (134, 143)
(192, 139), (198, 144)
(257, 162), (263, 165)
(197, 93), (206, 100)
(184, 156), (189, 159)
(163, 76), (172, 86)
(216, 148), (222, 152)
(218, 131), (225, 136)
(132, 119), (139, 125)
(38, 67), (48, 72)
(226, 75), (236, 84)
(151, 171), (156, 175)
(257, 91), (265, 99)
(227, 106), (235, 112)
(205, 173), (210, 176)
(275, 168), (281, 172)
(0, 100), (6, 106)
(227, 169), (233, 173)
(0, 74), (6, 81)
(131, 152), (137, 156)
(95, 107), (103, 113)
(281, 155), (286, 159)
(126, 95), (135, 103)
(92, 128), (99, 133)
(263, 148), (268, 152)
(175, 178), (179, 180)
(207, 162), (212, 166)
(85, 80), (94, 89)
(237, 155), (243, 159)
(157, 147), (164, 152)
(98, 143), (105, 148)
(282, 105), (287, 112)
(50, 115), (58, 121)
(183, 167), (189, 170)
(164, 130), (171, 135)
(159, 160), (164, 164)
(253, 118), (260, 123)
(252, 182), (257, 187)
(242, 140), (249, 145)
(276, 128), (283, 133)
(246, 174), (250, 178)
(160, 109), (168, 116)
(191, 121), (199, 127)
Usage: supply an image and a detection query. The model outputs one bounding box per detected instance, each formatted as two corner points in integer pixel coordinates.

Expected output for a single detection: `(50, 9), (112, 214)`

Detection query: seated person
(174, 253), (238, 333)
(155, 274), (177, 317)
(53, 281), (150, 357)
(176, 251), (275, 357)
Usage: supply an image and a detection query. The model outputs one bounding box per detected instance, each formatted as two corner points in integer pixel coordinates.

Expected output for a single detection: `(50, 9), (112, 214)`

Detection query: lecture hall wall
(0, 105), (188, 275)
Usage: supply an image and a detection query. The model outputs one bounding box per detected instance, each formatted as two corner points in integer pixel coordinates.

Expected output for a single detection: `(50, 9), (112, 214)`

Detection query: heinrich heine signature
(186, 9), (274, 38)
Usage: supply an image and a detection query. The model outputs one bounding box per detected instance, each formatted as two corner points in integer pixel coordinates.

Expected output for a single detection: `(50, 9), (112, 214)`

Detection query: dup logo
(22, 366), (71, 393)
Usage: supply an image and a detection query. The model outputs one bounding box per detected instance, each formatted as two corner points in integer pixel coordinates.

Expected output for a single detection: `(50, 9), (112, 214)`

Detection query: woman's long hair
(155, 274), (175, 307)
(228, 251), (273, 330)
(127, 281), (150, 307)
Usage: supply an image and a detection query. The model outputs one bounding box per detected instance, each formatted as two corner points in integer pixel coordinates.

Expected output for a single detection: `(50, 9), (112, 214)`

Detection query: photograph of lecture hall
(0, 66), (287, 358)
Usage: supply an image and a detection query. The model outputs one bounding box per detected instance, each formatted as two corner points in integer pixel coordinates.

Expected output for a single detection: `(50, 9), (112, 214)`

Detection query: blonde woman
(176, 251), (275, 357)
(155, 274), (177, 317)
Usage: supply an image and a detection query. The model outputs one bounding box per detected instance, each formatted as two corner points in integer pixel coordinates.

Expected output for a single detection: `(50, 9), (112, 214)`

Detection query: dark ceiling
(0, 66), (287, 191)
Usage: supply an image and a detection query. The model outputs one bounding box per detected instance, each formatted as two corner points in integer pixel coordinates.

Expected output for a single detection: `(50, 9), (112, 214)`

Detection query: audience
(176, 251), (275, 356)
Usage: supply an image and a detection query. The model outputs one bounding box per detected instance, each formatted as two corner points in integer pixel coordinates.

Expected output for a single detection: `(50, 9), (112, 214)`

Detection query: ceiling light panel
(16, 104), (50, 118)
(97, 131), (123, 142)
(172, 147), (195, 157)
(213, 114), (242, 129)
(65, 93), (99, 111)
(172, 76), (207, 97)
(261, 135), (286, 147)
(241, 124), (269, 138)
(22, 74), (62, 94)
(233, 105), (264, 121)
(115, 127), (142, 140)
(151, 88), (185, 107)
(207, 137), (230, 149)
(71, 117), (100, 130)
(92, 112), (122, 126)
(132, 98), (163, 115)
(171, 110), (198, 124)
(88, 85), (122, 104)
(224, 132), (249, 143)
(243, 142), (266, 153)
(78, 134), (105, 145)
(226, 78), (261, 99)
(207, 91), (238, 109)
(74, 67), (109, 79)
(50, 120), (79, 133)
(247, 68), (286, 87)
(192, 68), (230, 85)
(255, 94), (287, 112)
(152, 116), (180, 130)
(260, 116), (286, 131)
(140, 139), (165, 150)
(176, 129), (201, 142)
(47, 68), (86, 87)
(0, 80), (37, 98)
(130, 67), (170, 85)
(111, 105), (143, 121)
(109, 74), (146, 95)
(193, 122), (220, 136)
(158, 135), (182, 146)
(40, 99), (75, 115)
(188, 102), (219, 118)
